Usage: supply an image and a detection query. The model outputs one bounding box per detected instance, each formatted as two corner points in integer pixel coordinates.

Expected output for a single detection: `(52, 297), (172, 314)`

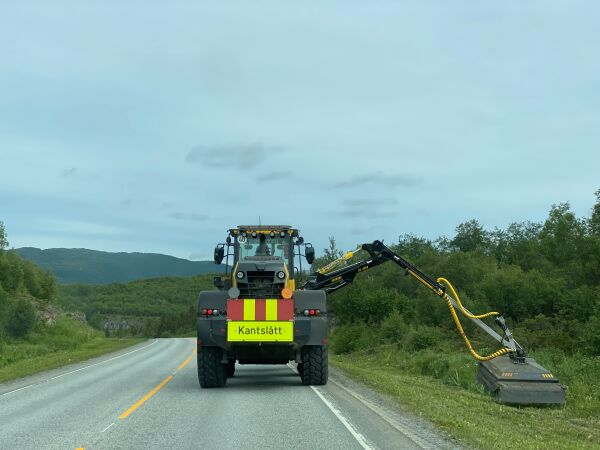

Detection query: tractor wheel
(300, 345), (328, 386)
(227, 360), (236, 378)
(197, 346), (227, 388)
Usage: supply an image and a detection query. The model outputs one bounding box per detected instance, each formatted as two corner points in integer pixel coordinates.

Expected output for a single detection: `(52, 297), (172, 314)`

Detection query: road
(0, 338), (458, 449)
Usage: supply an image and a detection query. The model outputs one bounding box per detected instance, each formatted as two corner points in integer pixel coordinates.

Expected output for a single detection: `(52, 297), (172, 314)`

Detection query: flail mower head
(477, 354), (566, 406)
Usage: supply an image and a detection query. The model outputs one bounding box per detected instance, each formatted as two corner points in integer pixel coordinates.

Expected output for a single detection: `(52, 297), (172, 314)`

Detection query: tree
(0, 221), (8, 250)
(539, 203), (584, 269)
(450, 220), (490, 253)
(591, 189), (600, 237)
(323, 236), (343, 263)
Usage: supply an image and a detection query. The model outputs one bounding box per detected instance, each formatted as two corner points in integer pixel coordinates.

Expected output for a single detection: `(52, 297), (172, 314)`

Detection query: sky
(1, 1), (599, 260)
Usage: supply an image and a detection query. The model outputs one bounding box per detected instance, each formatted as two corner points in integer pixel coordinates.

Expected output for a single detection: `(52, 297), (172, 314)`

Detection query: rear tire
(300, 345), (328, 385)
(226, 360), (236, 378)
(197, 346), (227, 388)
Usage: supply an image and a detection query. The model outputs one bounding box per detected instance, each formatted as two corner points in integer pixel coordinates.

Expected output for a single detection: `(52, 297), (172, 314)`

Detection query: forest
(324, 192), (600, 358)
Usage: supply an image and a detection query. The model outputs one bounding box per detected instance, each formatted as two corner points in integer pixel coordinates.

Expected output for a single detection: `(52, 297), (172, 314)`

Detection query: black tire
(300, 345), (328, 385)
(227, 360), (236, 378)
(197, 346), (227, 388)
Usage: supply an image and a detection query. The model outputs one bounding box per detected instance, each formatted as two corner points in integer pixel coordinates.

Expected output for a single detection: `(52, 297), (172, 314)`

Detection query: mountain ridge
(15, 247), (223, 285)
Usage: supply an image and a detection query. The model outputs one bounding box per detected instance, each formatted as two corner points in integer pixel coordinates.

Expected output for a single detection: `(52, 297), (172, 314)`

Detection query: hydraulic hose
(436, 277), (510, 361)
(437, 277), (500, 320)
(443, 295), (510, 361)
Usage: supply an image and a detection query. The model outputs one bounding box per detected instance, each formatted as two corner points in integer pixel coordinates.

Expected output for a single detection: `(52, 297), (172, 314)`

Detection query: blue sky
(1, 1), (599, 260)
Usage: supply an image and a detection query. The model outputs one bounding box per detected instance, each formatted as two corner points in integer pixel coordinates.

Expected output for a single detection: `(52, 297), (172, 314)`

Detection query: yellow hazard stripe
(244, 299), (255, 321)
(266, 299), (277, 321)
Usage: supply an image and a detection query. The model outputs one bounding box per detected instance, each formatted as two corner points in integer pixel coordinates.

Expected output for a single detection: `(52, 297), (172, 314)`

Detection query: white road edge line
(329, 378), (429, 450)
(310, 386), (375, 450)
(101, 422), (116, 433)
(0, 339), (158, 397)
(287, 363), (375, 450)
(47, 339), (158, 382)
(0, 384), (33, 395)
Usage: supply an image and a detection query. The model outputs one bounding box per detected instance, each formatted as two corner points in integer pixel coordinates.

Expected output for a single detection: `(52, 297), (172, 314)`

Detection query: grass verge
(330, 347), (600, 450)
(0, 316), (144, 383)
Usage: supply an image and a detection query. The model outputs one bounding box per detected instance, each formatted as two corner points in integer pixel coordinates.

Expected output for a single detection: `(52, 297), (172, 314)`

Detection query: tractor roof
(236, 225), (293, 230)
(229, 225), (298, 236)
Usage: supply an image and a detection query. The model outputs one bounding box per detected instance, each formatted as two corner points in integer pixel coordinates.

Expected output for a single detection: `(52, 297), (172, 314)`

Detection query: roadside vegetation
(57, 274), (215, 337)
(323, 189), (600, 449)
(0, 222), (140, 383)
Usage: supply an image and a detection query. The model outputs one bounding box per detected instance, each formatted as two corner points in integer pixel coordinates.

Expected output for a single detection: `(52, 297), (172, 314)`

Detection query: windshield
(238, 235), (289, 260)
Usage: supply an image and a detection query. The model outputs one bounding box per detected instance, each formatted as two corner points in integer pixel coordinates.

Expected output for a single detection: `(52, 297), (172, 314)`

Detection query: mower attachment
(477, 355), (566, 406)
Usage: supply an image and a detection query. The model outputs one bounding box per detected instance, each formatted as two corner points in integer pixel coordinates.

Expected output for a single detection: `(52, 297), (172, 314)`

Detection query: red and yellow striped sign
(227, 299), (294, 321)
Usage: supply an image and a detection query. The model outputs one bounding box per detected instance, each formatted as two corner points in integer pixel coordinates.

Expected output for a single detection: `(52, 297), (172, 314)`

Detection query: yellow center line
(177, 349), (196, 372)
(118, 349), (196, 420)
(119, 375), (173, 420)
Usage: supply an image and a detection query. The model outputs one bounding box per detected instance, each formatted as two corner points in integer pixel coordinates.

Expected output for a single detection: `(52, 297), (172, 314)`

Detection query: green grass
(0, 316), (143, 383)
(330, 346), (600, 450)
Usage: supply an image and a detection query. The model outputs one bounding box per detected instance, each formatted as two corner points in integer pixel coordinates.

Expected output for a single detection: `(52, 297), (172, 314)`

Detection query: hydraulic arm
(303, 240), (566, 405)
(303, 240), (523, 360)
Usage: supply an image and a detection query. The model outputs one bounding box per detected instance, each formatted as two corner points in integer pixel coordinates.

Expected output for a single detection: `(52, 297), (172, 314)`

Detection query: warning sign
(227, 321), (294, 342)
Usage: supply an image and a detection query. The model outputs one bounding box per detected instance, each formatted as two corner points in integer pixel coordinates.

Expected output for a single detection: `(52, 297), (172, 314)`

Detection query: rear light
(303, 309), (320, 317)
(201, 309), (207, 315)
(207, 309), (213, 315)
(201, 308), (222, 316)
(309, 309), (315, 316)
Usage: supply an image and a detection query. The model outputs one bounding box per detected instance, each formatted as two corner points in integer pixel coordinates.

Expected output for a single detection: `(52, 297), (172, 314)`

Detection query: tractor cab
(213, 225), (314, 298)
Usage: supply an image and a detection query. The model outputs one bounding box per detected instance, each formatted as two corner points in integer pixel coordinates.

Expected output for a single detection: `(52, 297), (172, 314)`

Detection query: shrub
(404, 325), (440, 352)
(6, 299), (36, 338)
(331, 323), (367, 354)
(380, 310), (409, 343)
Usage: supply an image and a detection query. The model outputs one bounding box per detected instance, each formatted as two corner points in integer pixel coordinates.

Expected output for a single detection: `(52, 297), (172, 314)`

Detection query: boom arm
(303, 240), (524, 358)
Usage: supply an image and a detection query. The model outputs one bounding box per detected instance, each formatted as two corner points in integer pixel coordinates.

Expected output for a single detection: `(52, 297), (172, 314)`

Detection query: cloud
(60, 167), (77, 178)
(343, 198), (398, 207)
(169, 212), (210, 221)
(40, 219), (125, 237)
(337, 198), (398, 219)
(256, 171), (293, 183)
(333, 172), (421, 189)
(339, 209), (396, 219)
(185, 143), (284, 169)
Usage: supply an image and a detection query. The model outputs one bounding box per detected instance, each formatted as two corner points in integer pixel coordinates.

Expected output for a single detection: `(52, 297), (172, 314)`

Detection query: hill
(0, 225), (140, 382)
(15, 247), (224, 284)
(57, 274), (216, 337)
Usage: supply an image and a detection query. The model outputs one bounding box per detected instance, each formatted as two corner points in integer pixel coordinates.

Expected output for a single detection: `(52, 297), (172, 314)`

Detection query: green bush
(580, 315), (600, 356)
(404, 326), (440, 352)
(331, 323), (367, 354)
(6, 299), (36, 338)
(380, 310), (409, 343)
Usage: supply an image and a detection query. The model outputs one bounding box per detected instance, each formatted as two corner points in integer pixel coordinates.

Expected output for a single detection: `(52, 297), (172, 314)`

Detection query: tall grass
(330, 322), (600, 449)
(0, 316), (142, 383)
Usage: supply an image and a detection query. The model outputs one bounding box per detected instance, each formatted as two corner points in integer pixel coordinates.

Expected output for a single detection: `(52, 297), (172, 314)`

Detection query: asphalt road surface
(0, 338), (458, 449)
